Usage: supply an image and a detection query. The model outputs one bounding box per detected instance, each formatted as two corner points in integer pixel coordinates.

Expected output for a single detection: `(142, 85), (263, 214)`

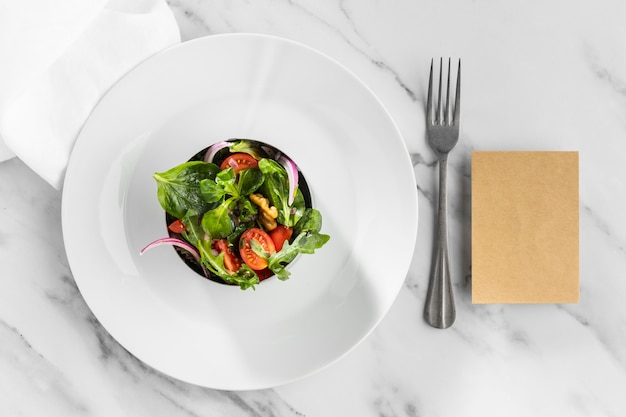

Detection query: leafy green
(199, 179), (225, 203)
(227, 221), (255, 246)
(200, 167), (263, 202)
(267, 209), (329, 280)
(258, 158), (305, 227)
(267, 229), (330, 280)
(201, 203), (233, 239)
(180, 210), (202, 246)
(199, 168), (236, 204)
(154, 161), (220, 218)
(235, 197), (258, 223)
(229, 264), (261, 290)
(250, 239), (271, 259)
(293, 208), (323, 235)
(182, 210), (259, 290)
(228, 140), (266, 159)
(237, 167), (264, 196)
(199, 167), (264, 239)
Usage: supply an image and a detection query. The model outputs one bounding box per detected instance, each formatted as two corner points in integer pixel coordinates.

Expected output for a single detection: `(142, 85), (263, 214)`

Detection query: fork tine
(454, 59), (461, 125)
(426, 59), (434, 125)
(437, 58), (443, 125)
(445, 58), (451, 125)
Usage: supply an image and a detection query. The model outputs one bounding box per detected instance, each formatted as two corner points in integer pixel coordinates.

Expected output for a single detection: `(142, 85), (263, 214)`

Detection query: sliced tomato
(214, 239), (241, 273)
(269, 225), (293, 251)
(168, 219), (186, 234)
(239, 228), (276, 270)
(220, 153), (258, 173)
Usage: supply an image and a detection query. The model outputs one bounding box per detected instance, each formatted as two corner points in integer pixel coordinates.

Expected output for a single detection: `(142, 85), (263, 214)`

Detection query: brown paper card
(471, 151), (579, 304)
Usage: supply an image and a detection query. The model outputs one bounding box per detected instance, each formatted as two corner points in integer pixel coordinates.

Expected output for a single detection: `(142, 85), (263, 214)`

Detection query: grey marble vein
(0, 320), (91, 414)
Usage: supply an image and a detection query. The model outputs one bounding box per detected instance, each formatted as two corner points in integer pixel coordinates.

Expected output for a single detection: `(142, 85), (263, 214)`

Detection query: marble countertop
(2, 0), (626, 415)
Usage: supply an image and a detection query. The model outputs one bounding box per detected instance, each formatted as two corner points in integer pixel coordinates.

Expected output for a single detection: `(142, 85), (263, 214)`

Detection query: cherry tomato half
(239, 228), (276, 270)
(269, 225), (293, 252)
(220, 153), (258, 173)
(214, 239), (241, 273)
(168, 219), (186, 234)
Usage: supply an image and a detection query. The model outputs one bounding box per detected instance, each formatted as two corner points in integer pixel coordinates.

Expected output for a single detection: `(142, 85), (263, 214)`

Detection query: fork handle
(424, 155), (456, 329)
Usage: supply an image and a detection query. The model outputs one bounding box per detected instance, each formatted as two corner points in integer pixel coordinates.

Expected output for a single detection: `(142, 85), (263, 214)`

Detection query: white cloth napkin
(0, 0), (181, 189)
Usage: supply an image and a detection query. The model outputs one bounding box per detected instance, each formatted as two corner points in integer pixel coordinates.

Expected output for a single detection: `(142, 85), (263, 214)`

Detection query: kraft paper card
(471, 151), (579, 304)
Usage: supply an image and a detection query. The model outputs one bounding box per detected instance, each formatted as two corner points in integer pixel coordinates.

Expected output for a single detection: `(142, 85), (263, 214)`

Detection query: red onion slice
(140, 237), (201, 263)
(277, 155), (299, 205)
(204, 141), (231, 163)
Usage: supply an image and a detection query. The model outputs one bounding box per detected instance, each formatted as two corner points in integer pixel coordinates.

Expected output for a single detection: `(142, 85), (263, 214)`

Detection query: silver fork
(424, 58), (460, 329)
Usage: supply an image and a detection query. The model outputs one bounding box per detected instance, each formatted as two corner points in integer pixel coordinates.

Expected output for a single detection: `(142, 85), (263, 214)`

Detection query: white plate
(62, 34), (417, 390)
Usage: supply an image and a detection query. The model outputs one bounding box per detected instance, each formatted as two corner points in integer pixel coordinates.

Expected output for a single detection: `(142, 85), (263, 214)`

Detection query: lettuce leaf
(258, 158), (305, 227)
(153, 161), (220, 218)
(182, 210), (259, 290)
(267, 209), (330, 280)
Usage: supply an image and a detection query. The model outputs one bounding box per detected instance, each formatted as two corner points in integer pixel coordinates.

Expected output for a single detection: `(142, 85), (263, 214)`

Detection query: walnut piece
(250, 193), (278, 231)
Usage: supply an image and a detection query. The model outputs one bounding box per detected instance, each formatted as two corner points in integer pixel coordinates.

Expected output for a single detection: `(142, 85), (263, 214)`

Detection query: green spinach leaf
(199, 167), (236, 203)
(200, 167), (263, 204)
(199, 178), (226, 203)
(181, 209), (204, 246)
(215, 168), (238, 197)
(154, 161), (220, 218)
(237, 167), (264, 196)
(202, 201), (234, 239)
(199, 167), (264, 239)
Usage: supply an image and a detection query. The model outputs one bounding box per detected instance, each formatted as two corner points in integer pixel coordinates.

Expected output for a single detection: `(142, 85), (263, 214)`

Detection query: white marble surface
(2, 0), (626, 415)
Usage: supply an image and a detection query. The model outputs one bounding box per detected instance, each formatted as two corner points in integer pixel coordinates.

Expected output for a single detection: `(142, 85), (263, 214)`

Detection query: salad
(140, 139), (330, 290)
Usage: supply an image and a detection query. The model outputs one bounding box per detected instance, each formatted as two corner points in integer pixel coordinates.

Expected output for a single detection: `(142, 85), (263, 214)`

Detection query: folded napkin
(0, 0), (181, 189)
